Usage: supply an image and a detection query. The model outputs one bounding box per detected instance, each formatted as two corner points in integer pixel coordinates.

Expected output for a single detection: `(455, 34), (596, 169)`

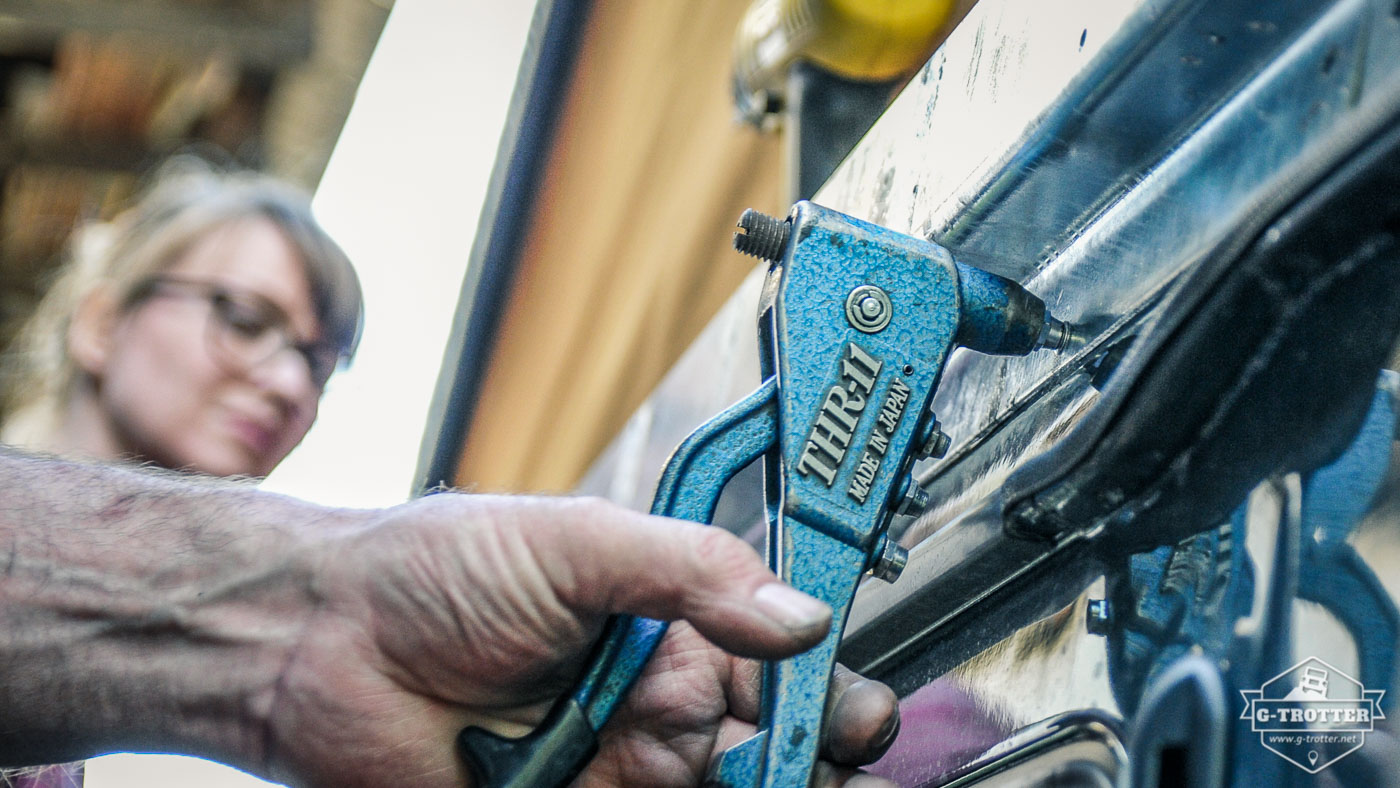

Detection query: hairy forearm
(0, 447), (350, 772)
(0, 451), (895, 788)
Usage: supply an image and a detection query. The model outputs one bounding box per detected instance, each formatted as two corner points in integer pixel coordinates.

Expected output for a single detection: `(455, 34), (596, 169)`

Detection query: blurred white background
(85, 0), (535, 784)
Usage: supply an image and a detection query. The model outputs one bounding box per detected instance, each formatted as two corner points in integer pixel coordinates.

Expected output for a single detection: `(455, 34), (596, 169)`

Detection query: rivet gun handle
(457, 381), (780, 787)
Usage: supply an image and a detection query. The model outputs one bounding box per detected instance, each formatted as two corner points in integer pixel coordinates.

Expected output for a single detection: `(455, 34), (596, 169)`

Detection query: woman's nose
(248, 347), (316, 407)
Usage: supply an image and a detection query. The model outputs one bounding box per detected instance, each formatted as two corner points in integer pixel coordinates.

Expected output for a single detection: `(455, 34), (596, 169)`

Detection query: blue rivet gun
(458, 201), (1071, 787)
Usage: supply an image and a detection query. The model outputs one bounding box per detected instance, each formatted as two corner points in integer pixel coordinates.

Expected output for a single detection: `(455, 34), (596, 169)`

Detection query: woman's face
(89, 216), (326, 477)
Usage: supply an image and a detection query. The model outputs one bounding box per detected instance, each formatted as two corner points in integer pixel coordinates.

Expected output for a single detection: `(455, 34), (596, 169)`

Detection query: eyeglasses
(132, 275), (345, 389)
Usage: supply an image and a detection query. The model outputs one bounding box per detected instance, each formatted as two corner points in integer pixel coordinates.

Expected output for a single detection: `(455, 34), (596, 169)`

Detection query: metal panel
(578, 0), (1400, 782)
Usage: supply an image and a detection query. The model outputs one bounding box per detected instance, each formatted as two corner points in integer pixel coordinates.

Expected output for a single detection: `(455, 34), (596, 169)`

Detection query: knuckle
(556, 496), (619, 537)
(691, 527), (753, 567)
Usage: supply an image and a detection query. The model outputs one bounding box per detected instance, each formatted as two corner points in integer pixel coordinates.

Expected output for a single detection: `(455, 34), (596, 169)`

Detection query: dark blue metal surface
(1297, 380), (1400, 704)
(1098, 376), (1400, 786)
(1115, 377), (1399, 705)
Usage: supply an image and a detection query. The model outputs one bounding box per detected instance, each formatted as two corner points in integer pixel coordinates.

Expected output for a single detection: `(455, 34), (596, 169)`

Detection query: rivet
(845, 285), (892, 333)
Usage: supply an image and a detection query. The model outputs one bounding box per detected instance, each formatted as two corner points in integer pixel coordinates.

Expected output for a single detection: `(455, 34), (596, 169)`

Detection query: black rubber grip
(458, 699), (599, 788)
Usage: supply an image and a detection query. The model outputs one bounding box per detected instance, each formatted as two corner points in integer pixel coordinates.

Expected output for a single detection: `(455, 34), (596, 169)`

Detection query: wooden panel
(454, 0), (784, 493)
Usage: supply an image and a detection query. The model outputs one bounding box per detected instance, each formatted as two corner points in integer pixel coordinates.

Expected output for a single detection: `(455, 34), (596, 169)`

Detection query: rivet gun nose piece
(734, 209), (790, 263)
(1036, 315), (1074, 352)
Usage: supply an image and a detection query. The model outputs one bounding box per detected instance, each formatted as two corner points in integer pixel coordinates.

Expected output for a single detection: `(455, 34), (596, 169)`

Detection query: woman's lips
(225, 414), (278, 456)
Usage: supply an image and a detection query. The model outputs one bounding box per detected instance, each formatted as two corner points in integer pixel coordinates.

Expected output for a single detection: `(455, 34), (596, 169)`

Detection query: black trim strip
(413, 0), (592, 495)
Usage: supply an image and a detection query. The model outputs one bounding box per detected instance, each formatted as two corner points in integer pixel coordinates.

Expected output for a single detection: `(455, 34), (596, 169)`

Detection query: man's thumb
(525, 497), (831, 659)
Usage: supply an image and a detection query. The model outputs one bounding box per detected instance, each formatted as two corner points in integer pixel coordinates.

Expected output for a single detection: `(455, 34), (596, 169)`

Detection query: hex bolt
(1086, 598), (1113, 635)
(897, 481), (931, 516)
(919, 421), (951, 459)
(869, 535), (909, 583)
(733, 209), (791, 262)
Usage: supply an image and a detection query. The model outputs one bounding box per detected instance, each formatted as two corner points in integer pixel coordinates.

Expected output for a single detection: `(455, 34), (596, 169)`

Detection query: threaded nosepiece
(733, 209), (791, 262)
(1035, 315), (1074, 352)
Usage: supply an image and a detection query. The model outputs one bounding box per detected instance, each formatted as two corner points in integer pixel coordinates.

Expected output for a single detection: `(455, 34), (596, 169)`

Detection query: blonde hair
(1, 158), (364, 445)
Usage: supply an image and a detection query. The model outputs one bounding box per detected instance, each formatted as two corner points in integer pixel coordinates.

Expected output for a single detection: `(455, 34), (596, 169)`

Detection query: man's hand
(265, 494), (899, 787)
(0, 451), (896, 786)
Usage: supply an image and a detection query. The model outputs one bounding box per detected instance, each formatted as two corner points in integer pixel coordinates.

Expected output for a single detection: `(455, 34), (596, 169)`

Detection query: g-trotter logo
(1240, 657), (1386, 772)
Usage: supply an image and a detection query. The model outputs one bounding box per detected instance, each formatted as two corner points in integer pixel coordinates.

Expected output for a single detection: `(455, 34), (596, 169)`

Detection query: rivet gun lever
(457, 201), (1072, 788)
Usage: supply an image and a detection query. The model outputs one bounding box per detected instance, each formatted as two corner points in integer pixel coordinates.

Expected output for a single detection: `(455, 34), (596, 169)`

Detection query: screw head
(845, 285), (892, 333)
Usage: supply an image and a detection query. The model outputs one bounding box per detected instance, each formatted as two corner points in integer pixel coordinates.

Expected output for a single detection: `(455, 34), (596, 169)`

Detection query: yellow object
(734, 0), (959, 120)
(805, 0), (960, 79)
